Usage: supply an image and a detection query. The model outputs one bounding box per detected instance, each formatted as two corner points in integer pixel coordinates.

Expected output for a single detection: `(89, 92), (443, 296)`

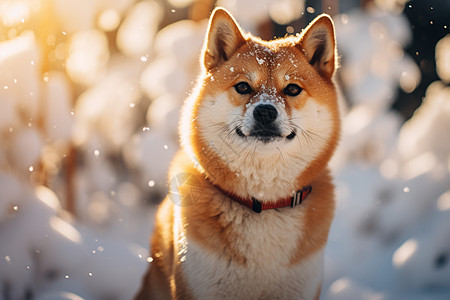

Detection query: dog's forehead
(240, 42), (300, 65)
(231, 42), (303, 83)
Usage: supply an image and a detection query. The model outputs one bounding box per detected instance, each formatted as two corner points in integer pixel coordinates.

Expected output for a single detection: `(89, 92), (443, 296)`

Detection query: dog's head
(181, 8), (340, 199)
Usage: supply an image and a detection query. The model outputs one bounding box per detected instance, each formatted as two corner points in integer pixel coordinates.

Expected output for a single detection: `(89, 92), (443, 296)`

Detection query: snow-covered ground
(0, 1), (449, 299)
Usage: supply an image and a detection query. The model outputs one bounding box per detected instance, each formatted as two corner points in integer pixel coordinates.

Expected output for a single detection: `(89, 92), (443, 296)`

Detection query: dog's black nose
(253, 104), (278, 125)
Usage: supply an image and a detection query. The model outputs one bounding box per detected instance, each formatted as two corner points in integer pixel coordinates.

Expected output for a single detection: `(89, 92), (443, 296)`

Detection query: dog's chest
(231, 155), (302, 200)
(180, 209), (323, 299)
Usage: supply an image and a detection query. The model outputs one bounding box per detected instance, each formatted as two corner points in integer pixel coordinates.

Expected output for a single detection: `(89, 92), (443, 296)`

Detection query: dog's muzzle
(236, 104), (297, 142)
(250, 104), (280, 142)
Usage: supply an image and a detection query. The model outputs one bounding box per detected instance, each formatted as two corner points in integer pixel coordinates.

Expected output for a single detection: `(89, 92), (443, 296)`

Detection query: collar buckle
(252, 198), (262, 213)
(291, 186), (312, 208)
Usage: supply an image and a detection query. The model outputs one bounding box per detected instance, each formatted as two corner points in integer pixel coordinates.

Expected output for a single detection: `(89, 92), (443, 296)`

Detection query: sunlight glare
(393, 238), (418, 267)
(167, 0), (195, 8)
(343, 106), (374, 136)
(437, 191), (450, 211)
(1, 1), (30, 27)
(35, 185), (60, 211)
(399, 68), (420, 93)
(401, 151), (436, 180)
(66, 30), (109, 85)
(330, 277), (351, 294)
(269, 0), (304, 25)
(435, 35), (450, 83)
(50, 216), (82, 244)
(98, 9), (121, 32)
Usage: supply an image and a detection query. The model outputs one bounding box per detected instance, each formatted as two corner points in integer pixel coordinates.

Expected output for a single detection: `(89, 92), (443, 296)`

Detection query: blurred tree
(393, 0), (450, 120)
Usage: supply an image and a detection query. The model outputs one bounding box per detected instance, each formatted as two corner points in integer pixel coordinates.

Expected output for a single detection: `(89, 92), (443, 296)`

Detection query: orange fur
(135, 7), (340, 300)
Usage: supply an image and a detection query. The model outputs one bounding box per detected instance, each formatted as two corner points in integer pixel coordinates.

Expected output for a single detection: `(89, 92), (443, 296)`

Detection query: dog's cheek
(291, 100), (334, 149)
(197, 93), (238, 141)
(290, 92), (310, 111)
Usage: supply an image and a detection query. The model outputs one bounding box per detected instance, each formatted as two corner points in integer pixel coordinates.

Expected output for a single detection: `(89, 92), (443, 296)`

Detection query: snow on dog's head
(180, 8), (340, 201)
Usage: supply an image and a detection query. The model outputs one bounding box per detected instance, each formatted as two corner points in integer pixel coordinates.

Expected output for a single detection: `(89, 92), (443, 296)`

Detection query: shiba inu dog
(135, 7), (340, 300)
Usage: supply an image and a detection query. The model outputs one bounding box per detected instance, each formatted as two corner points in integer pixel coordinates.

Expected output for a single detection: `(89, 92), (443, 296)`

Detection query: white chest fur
(177, 206), (324, 300)
(182, 239), (323, 300)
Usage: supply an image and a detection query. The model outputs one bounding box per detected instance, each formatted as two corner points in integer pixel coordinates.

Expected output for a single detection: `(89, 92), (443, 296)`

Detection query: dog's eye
(234, 82), (252, 95)
(283, 83), (302, 96)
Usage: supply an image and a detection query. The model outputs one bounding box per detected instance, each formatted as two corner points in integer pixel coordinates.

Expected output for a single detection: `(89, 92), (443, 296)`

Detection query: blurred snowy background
(0, 0), (449, 299)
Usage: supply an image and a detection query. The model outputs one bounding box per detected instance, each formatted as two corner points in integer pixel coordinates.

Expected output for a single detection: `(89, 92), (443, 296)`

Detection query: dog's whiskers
(243, 148), (252, 164)
(276, 147), (285, 163)
(288, 123), (314, 150)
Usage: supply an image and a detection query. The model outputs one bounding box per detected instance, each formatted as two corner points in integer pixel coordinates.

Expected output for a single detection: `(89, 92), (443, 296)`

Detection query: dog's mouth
(236, 126), (296, 143)
(235, 126), (246, 137)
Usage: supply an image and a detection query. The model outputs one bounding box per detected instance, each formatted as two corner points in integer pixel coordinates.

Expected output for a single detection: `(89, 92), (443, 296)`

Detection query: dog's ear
(203, 8), (246, 71)
(298, 14), (336, 78)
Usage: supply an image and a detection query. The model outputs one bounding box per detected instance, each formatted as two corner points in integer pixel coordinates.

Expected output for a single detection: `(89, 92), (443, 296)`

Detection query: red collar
(213, 184), (312, 213)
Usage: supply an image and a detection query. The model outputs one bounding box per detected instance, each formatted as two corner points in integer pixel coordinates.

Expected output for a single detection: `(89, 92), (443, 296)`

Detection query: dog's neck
(225, 148), (312, 201)
(212, 182), (312, 213)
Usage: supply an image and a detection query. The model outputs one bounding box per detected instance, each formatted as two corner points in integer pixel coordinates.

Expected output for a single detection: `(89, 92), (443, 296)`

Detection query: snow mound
(0, 183), (147, 300)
